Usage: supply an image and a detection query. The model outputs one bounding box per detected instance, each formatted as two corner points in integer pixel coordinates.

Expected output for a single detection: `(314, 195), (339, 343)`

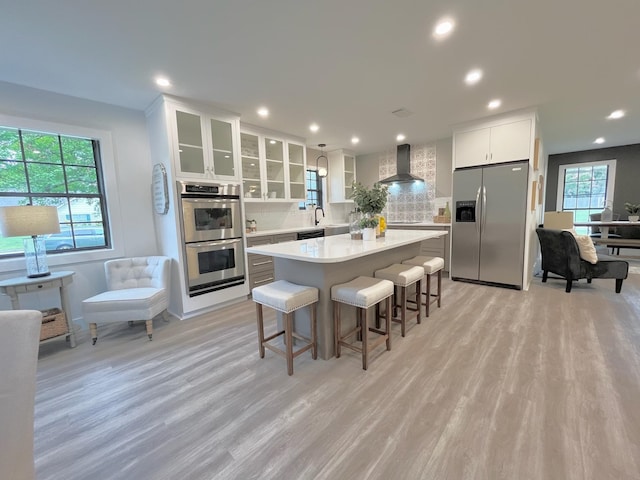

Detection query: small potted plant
(359, 215), (379, 241)
(625, 202), (640, 222)
(350, 181), (389, 239)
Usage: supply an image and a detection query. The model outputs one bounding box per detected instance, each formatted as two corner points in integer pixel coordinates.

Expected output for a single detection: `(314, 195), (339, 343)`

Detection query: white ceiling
(2, 0), (640, 156)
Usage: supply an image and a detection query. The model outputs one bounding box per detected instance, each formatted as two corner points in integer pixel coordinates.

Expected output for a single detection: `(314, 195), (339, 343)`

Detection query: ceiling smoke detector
(391, 108), (414, 118)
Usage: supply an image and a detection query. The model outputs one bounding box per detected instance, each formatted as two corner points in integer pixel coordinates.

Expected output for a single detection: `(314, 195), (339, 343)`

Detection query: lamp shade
(0, 206), (61, 237)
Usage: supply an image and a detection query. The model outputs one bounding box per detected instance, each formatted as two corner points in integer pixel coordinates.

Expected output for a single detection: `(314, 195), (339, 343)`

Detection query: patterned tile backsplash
(379, 143), (437, 222)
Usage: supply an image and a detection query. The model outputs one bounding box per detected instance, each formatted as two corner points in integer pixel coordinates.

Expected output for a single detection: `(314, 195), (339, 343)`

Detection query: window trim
(0, 113), (124, 273)
(556, 159), (616, 215)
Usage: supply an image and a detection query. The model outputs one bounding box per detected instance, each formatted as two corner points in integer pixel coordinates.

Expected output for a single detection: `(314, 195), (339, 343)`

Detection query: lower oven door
(184, 238), (245, 296)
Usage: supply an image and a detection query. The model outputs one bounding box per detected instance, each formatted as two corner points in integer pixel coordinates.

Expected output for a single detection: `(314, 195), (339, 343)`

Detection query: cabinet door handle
(254, 277), (274, 285)
(252, 260), (272, 266)
(485, 153), (488, 161)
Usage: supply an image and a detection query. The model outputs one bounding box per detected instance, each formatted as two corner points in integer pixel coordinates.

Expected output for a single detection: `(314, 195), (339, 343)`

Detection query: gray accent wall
(545, 143), (640, 218)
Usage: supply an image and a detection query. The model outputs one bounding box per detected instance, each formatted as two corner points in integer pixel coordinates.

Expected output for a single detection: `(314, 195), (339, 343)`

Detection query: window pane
(61, 137), (95, 166)
(0, 127), (20, 160)
(66, 165), (99, 193)
(26, 163), (66, 193)
(0, 160), (27, 192)
(22, 131), (62, 164)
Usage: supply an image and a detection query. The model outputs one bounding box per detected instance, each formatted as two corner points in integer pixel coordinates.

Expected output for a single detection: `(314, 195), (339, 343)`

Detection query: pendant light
(316, 144), (328, 178)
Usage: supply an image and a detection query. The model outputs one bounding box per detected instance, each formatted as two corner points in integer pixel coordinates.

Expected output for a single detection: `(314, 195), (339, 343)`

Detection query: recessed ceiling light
(396, 134), (406, 142)
(269, 140), (276, 144)
(594, 137), (605, 144)
(351, 136), (360, 145)
(155, 77), (171, 87)
(607, 110), (625, 119)
(487, 99), (501, 109)
(465, 69), (483, 85)
(433, 18), (455, 39)
(309, 123), (319, 133)
(257, 107), (269, 117)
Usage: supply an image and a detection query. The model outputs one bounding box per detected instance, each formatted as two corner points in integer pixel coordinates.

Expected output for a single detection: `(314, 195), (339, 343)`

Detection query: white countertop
(245, 223), (349, 237)
(246, 229), (448, 263)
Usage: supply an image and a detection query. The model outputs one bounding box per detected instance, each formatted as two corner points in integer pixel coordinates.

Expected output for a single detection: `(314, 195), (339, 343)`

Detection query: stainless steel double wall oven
(178, 181), (245, 296)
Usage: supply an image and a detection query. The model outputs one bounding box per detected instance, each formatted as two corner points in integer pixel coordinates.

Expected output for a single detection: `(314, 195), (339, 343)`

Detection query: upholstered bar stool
(374, 264), (424, 337)
(402, 256), (444, 317)
(252, 280), (318, 376)
(331, 276), (394, 370)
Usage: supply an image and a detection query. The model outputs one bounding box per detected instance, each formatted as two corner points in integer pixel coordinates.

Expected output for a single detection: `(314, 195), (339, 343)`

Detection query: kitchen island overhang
(246, 230), (448, 360)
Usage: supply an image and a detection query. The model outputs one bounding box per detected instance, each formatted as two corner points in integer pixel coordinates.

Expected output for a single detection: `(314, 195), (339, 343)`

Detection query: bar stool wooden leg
(400, 286), (407, 337)
(416, 278), (422, 324)
(362, 307), (369, 371)
(310, 303), (317, 360)
(385, 296), (392, 351)
(334, 301), (341, 358)
(437, 270), (442, 307)
(285, 313), (294, 376)
(256, 303), (265, 358)
(426, 273), (432, 317)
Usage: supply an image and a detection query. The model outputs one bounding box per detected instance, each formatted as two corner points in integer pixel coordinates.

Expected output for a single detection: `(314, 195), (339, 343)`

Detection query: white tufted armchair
(82, 256), (171, 344)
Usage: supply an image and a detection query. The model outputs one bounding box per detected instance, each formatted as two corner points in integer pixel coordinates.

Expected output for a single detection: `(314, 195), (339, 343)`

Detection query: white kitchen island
(246, 229), (448, 359)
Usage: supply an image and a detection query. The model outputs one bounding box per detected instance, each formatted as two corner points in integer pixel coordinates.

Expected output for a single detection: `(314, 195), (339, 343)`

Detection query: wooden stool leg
(361, 307), (369, 370)
(145, 320), (153, 340)
(385, 296), (392, 351)
(256, 303), (265, 358)
(334, 301), (341, 358)
(426, 274), (431, 317)
(400, 286), (406, 337)
(310, 303), (317, 360)
(90, 323), (98, 345)
(437, 270), (442, 308)
(285, 313), (294, 376)
(416, 279), (422, 324)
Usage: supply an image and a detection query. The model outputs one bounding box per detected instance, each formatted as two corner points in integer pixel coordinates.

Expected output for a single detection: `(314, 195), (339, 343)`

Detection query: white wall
(0, 82), (158, 328)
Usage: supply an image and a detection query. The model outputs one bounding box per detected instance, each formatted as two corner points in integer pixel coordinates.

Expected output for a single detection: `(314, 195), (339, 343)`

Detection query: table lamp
(0, 205), (61, 278)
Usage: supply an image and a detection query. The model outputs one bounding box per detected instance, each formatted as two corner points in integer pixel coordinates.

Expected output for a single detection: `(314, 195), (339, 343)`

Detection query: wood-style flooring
(34, 272), (640, 480)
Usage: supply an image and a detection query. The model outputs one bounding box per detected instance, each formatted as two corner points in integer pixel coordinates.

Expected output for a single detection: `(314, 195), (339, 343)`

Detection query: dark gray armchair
(536, 228), (628, 293)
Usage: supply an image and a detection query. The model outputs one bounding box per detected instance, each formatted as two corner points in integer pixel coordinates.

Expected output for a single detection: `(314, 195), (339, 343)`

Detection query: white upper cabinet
(328, 149), (356, 203)
(241, 127), (306, 202)
(287, 142), (306, 201)
(454, 118), (532, 169)
(170, 101), (239, 181)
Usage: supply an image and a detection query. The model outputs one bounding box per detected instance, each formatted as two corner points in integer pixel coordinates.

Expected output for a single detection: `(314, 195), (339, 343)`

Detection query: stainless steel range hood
(379, 144), (424, 184)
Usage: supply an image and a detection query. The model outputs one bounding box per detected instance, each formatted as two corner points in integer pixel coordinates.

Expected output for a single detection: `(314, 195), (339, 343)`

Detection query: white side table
(0, 271), (76, 348)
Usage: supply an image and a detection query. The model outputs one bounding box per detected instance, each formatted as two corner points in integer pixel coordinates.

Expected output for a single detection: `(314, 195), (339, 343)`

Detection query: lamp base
(24, 236), (51, 278)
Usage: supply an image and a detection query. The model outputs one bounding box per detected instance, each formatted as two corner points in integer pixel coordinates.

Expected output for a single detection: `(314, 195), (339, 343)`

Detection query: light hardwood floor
(34, 272), (640, 480)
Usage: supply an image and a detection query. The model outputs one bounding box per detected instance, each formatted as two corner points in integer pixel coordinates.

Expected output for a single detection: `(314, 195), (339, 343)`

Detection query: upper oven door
(181, 197), (242, 243)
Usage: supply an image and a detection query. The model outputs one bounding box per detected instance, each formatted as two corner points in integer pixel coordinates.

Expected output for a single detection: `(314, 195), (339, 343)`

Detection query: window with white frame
(0, 125), (110, 257)
(556, 159), (616, 234)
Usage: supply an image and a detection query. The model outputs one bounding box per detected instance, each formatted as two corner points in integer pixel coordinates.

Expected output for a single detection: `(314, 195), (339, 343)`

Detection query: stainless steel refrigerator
(451, 160), (528, 289)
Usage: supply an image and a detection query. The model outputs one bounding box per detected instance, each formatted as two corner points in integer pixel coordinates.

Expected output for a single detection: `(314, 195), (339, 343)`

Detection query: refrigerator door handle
(482, 185), (487, 230)
(475, 186), (482, 234)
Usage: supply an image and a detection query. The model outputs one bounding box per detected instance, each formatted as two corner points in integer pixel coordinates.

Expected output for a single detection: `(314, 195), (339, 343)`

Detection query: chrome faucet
(314, 206), (325, 226)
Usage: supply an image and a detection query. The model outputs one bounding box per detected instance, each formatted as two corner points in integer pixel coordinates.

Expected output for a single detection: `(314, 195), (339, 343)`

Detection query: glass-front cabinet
(328, 149), (356, 203)
(287, 142), (306, 200)
(172, 104), (238, 181)
(265, 137), (285, 199)
(240, 127), (306, 202)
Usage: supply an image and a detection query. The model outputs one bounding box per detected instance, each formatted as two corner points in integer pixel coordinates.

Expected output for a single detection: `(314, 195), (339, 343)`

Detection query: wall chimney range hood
(379, 144), (424, 184)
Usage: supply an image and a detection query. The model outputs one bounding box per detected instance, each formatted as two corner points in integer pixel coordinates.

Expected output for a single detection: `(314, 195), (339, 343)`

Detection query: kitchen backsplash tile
(379, 143), (437, 222)
(244, 201), (351, 232)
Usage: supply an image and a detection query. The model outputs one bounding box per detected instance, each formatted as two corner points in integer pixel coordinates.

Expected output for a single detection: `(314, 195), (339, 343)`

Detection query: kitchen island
(246, 229), (448, 359)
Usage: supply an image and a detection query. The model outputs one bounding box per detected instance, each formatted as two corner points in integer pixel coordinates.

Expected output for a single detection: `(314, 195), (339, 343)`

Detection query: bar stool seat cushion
(375, 264), (424, 286)
(252, 280), (318, 313)
(403, 255), (445, 274)
(331, 276), (394, 309)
